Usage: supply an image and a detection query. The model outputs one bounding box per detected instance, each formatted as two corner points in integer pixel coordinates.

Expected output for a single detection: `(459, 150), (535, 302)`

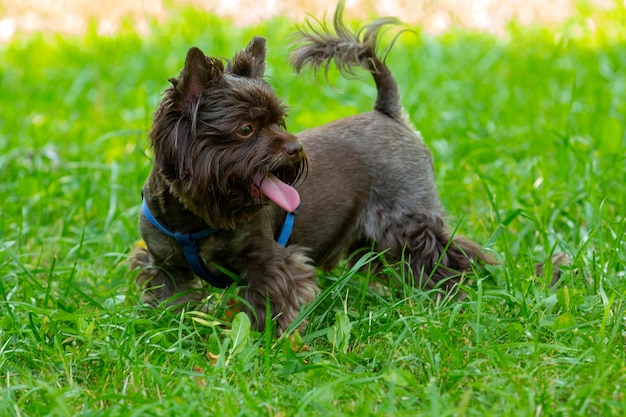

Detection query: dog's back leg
(372, 212), (493, 290)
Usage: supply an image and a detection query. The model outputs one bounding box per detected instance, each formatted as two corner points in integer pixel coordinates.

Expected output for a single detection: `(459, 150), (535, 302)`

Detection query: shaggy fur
(131, 2), (493, 332)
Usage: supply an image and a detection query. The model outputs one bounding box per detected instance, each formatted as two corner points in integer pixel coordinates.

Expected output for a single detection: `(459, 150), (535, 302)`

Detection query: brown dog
(131, 3), (492, 332)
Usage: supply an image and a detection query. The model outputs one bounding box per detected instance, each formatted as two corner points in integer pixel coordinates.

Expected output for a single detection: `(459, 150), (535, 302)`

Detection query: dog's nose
(284, 142), (303, 158)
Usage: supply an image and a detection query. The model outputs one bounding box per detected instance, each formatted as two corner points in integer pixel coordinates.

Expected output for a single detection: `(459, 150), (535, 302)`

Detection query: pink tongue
(254, 173), (300, 213)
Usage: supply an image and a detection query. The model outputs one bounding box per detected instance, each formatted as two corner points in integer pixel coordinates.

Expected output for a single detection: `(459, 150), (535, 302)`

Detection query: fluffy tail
(290, 0), (405, 120)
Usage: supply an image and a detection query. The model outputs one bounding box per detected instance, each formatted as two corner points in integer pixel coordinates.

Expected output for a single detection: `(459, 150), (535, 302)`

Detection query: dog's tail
(290, 0), (404, 120)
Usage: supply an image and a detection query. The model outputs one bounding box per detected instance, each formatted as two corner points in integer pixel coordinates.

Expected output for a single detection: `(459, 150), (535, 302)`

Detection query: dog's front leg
(240, 245), (318, 333)
(131, 245), (205, 306)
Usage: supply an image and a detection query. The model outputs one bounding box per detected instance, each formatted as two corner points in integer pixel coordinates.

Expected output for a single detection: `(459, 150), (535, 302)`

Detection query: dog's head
(150, 37), (307, 229)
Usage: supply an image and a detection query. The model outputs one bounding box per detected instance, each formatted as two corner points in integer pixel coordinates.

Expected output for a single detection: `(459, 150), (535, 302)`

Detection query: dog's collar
(141, 198), (299, 288)
(277, 205), (299, 246)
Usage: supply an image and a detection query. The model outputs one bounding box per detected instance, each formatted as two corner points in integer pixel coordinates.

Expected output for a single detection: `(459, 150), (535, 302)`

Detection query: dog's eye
(237, 124), (255, 138)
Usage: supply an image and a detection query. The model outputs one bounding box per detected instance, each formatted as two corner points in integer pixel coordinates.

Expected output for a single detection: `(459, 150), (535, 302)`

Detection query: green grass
(1, 4), (626, 416)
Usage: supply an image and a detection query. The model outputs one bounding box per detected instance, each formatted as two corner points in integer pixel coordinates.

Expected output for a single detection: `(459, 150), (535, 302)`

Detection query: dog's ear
(170, 47), (224, 109)
(227, 36), (267, 78)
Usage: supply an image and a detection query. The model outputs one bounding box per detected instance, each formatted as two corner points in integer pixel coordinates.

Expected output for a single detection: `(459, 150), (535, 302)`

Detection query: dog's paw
(535, 252), (572, 287)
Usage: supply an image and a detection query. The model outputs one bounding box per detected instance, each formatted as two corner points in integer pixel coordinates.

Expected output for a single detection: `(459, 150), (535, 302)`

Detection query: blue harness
(141, 199), (298, 288)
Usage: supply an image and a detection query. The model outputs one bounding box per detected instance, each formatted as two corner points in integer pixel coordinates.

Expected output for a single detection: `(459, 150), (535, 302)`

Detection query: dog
(131, 2), (494, 333)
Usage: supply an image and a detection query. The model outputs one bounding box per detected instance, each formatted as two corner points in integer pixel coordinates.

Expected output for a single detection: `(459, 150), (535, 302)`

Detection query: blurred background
(0, 0), (617, 41)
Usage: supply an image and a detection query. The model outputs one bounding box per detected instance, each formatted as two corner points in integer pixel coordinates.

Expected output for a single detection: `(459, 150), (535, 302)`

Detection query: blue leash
(141, 199), (298, 288)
